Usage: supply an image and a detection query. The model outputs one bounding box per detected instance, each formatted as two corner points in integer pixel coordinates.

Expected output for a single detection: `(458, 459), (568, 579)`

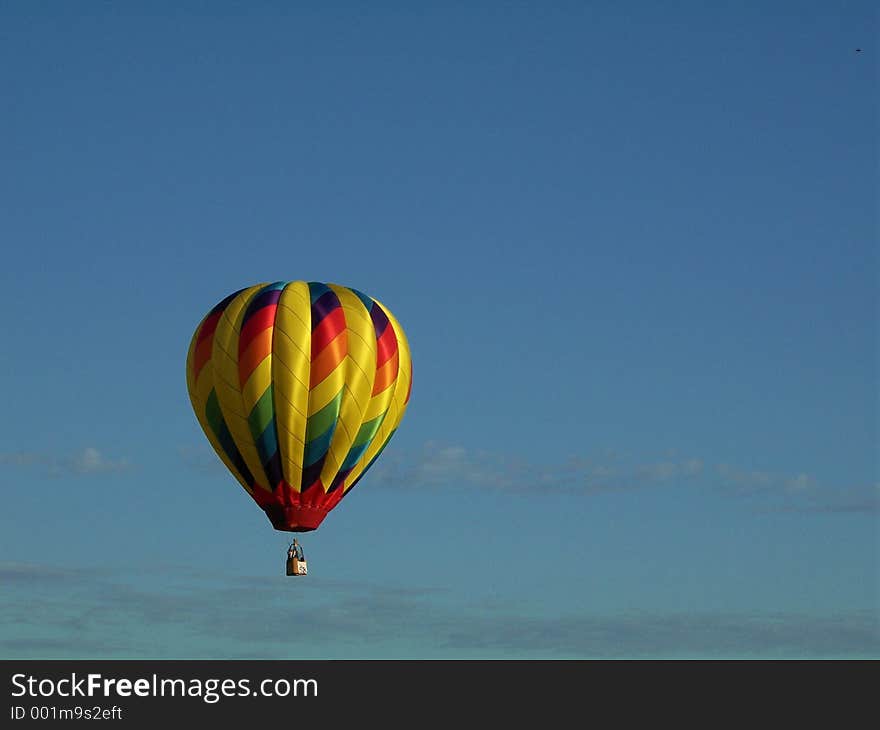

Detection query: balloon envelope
(185, 281), (412, 532)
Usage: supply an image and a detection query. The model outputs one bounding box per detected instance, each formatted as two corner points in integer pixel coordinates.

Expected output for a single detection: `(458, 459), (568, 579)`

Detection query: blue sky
(0, 1), (876, 658)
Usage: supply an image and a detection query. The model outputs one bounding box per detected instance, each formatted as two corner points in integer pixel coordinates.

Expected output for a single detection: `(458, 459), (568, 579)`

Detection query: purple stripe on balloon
(300, 460), (324, 491)
(210, 287), (248, 315)
(241, 287), (284, 327)
(328, 467), (353, 493)
(264, 449), (283, 490)
(311, 289), (340, 329)
(369, 301), (389, 338)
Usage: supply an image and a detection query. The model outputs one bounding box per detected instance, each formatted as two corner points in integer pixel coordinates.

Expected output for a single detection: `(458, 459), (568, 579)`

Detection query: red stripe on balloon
(196, 310), (222, 347)
(238, 304), (277, 355)
(192, 336), (213, 381)
(375, 323), (398, 369)
(311, 308), (346, 356)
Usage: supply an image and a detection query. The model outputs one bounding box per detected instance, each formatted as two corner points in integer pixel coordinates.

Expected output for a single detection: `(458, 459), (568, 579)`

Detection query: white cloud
(71, 447), (129, 474)
(0, 447), (131, 476)
(367, 443), (870, 513)
(370, 442), (707, 494)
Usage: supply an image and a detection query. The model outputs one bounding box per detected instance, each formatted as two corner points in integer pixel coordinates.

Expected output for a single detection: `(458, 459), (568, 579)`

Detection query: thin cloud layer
(368, 442), (709, 495)
(366, 442), (874, 513)
(0, 562), (875, 659)
(763, 483), (880, 515)
(0, 447), (130, 477)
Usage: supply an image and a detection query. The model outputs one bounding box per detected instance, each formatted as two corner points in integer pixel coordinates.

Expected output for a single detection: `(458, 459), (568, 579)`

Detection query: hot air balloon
(185, 281), (412, 574)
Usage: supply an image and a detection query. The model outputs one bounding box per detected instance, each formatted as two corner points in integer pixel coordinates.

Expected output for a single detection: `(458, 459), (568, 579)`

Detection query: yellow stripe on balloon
(362, 368), (397, 422)
(369, 299), (413, 438)
(381, 299), (413, 422)
(308, 365), (346, 414)
(273, 281), (311, 492)
(185, 317), (253, 495)
(185, 317), (205, 413)
(211, 284), (272, 493)
(241, 357), (273, 416)
(343, 299), (412, 491)
(320, 284), (377, 489)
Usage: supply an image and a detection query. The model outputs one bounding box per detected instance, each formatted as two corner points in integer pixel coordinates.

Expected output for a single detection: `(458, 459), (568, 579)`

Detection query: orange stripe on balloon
(239, 305), (277, 353)
(372, 349), (399, 395)
(309, 330), (347, 388)
(238, 328), (273, 387)
(192, 335), (214, 381)
(375, 323), (398, 368)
